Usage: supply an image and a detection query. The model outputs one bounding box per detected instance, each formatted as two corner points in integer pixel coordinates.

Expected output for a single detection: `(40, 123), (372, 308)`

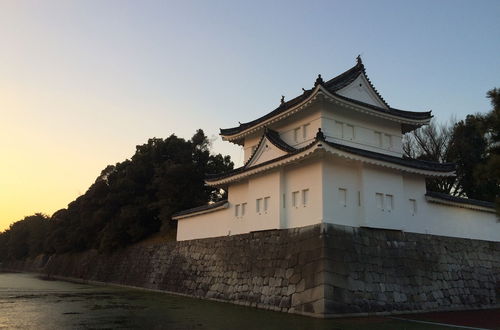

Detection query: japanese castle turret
(173, 58), (499, 242)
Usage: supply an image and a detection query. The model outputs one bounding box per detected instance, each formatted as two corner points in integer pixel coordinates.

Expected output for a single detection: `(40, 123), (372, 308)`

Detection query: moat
(0, 272), (462, 329)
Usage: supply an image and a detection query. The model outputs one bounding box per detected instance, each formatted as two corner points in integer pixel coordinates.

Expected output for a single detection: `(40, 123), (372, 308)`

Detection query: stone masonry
(4, 223), (500, 317)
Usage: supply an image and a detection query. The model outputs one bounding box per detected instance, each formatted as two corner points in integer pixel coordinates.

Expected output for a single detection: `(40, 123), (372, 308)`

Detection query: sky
(1, 0), (499, 231)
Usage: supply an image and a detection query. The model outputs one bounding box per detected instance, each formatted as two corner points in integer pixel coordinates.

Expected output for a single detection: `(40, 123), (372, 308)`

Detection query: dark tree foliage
(402, 119), (458, 194)
(403, 88), (500, 207)
(0, 130), (233, 260)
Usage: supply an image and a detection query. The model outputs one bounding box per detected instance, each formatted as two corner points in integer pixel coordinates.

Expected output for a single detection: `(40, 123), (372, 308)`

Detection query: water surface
(0, 272), (449, 329)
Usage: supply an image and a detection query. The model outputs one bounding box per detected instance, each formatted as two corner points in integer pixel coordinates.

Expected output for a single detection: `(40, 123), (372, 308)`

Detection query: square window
(292, 191), (299, 208)
(338, 188), (347, 207)
(264, 197), (270, 212)
(375, 193), (384, 210)
(302, 189), (309, 206)
(256, 198), (262, 213)
(385, 194), (393, 211)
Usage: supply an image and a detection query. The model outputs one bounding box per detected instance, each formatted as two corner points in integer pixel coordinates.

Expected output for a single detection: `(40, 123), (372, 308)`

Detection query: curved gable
(336, 74), (388, 109)
(246, 136), (289, 168)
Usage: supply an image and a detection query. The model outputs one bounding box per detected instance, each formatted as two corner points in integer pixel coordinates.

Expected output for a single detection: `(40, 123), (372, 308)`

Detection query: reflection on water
(0, 272), (445, 330)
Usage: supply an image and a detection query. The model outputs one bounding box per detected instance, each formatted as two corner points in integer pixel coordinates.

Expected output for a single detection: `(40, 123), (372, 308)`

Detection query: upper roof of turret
(220, 57), (432, 143)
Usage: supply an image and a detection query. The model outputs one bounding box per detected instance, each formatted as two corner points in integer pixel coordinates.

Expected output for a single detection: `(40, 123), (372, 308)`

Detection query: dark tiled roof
(172, 200), (228, 218)
(426, 191), (495, 209)
(206, 139), (317, 182)
(220, 90), (314, 136)
(220, 58), (431, 137)
(206, 135), (455, 183)
(265, 129), (297, 153)
(323, 141), (456, 173)
(332, 93), (432, 120)
(243, 129), (296, 167)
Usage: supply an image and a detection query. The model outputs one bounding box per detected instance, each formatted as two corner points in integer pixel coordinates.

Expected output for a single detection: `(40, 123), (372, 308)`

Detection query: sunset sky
(1, 0), (499, 231)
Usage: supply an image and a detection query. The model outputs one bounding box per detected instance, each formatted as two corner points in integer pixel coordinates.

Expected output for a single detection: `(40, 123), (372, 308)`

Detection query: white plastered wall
(323, 157), (363, 227)
(242, 106), (323, 163)
(402, 175), (500, 241)
(283, 159), (323, 229)
(321, 104), (403, 156)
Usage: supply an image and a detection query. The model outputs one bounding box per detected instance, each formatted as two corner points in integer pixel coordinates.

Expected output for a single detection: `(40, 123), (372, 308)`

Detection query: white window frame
(385, 194), (394, 212)
(374, 131), (382, 147)
(264, 196), (270, 213)
(292, 191), (299, 208)
(241, 202), (246, 216)
(293, 127), (301, 142)
(345, 124), (355, 140)
(302, 124), (310, 140)
(256, 198), (262, 214)
(384, 134), (392, 149)
(302, 189), (309, 206)
(335, 121), (344, 138)
(375, 193), (384, 210)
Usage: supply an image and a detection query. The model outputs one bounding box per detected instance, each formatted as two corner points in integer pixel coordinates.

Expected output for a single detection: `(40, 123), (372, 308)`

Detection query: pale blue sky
(0, 0), (499, 228)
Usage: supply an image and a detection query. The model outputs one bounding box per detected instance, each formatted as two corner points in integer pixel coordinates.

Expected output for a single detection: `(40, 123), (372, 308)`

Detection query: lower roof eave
(172, 201), (229, 220)
(205, 144), (455, 187)
(220, 87), (432, 143)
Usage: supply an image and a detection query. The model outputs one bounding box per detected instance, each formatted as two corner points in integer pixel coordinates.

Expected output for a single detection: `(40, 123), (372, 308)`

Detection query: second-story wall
(242, 101), (404, 166)
(321, 103), (403, 156)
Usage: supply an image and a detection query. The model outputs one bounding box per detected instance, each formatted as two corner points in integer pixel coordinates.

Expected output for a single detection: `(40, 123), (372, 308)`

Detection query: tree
(0, 129), (234, 258)
(403, 88), (500, 207)
(402, 119), (458, 194)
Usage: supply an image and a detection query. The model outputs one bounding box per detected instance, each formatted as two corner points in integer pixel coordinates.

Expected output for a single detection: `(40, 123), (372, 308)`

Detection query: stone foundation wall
(322, 225), (500, 315)
(5, 225), (325, 315)
(4, 224), (500, 317)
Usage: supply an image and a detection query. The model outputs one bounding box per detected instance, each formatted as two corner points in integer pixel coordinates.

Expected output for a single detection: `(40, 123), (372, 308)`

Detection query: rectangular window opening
(409, 199), (417, 216)
(335, 121), (343, 138)
(374, 132), (382, 147)
(241, 202), (246, 216)
(302, 189), (309, 206)
(345, 124), (355, 140)
(302, 124), (310, 139)
(264, 196), (270, 212)
(338, 188), (347, 207)
(235, 204), (240, 217)
(282, 193), (286, 209)
(292, 191), (299, 208)
(375, 193), (384, 210)
(256, 198), (262, 213)
(293, 128), (301, 142)
(384, 134), (392, 148)
(385, 194), (394, 211)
